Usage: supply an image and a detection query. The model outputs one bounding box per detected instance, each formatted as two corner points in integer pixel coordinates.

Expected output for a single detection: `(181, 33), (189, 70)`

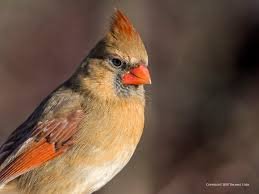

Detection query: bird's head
(77, 9), (151, 102)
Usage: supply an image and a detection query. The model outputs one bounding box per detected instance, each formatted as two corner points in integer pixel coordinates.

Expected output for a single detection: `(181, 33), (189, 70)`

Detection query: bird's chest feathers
(77, 98), (145, 153)
(70, 98), (144, 192)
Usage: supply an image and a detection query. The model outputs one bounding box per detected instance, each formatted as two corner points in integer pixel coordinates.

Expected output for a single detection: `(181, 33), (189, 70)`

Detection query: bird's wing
(0, 90), (84, 184)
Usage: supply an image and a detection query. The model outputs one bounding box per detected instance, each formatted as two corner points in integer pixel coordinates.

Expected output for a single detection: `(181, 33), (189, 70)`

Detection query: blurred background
(0, 0), (259, 193)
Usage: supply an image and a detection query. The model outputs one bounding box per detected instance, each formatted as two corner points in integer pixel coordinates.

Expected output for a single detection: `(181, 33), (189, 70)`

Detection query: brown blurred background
(0, 0), (259, 194)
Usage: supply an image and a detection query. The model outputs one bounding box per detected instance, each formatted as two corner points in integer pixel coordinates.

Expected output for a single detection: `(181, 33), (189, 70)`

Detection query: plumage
(0, 110), (84, 185)
(110, 9), (139, 39)
(0, 9), (150, 194)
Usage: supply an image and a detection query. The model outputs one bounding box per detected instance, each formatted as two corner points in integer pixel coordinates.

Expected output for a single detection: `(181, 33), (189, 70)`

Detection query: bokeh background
(0, 0), (259, 194)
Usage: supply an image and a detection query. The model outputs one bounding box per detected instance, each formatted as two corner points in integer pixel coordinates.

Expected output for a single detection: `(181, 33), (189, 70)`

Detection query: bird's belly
(72, 147), (135, 194)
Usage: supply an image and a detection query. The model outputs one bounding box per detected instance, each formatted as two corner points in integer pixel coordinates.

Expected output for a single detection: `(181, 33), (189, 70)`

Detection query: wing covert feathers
(0, 110), (84, 184)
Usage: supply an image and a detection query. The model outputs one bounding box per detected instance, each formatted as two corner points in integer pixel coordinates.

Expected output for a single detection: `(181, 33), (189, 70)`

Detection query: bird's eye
(111, 58), (123, 68)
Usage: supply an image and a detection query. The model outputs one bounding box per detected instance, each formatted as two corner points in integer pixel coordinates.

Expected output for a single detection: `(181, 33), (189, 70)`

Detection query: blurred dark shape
(233, 22), (259, 89)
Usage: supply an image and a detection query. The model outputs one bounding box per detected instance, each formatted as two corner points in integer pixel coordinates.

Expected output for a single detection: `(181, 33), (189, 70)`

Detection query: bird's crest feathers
(109, 9), (140, 40)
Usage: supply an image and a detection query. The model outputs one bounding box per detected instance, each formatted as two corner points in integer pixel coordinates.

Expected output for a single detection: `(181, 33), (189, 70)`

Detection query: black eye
(111, 58), (123, 67)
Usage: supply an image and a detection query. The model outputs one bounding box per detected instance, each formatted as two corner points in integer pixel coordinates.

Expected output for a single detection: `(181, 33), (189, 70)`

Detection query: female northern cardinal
(0, 9), (151, 194)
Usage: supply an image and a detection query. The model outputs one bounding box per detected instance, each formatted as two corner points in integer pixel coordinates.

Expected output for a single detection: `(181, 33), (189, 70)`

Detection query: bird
(0, 9), (151, 194)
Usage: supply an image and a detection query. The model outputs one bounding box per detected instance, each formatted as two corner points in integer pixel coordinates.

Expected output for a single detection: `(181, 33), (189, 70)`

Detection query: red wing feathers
(0, 140), (64, 184)
(0, 110), (84, 184)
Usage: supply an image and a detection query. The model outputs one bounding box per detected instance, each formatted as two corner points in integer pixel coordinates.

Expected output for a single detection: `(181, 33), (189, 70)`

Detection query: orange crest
(110, 9), (139, 40)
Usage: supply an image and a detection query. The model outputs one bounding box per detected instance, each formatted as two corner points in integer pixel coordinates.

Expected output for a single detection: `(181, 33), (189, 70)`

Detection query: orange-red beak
(122, 65), (151, 85)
